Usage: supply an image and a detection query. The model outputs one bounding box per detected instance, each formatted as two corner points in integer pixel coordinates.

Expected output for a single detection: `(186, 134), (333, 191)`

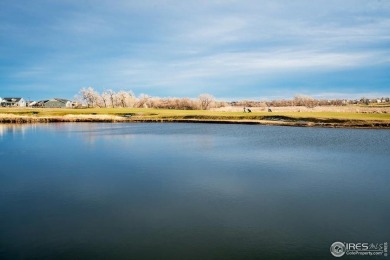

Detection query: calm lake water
(0, 123), (389, 259)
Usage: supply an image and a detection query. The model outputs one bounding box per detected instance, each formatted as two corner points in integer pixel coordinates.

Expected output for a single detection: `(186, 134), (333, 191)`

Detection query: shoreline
(1, 114), (389, 129)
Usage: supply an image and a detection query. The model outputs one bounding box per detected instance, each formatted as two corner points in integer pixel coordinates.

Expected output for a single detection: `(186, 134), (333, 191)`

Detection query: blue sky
(1, 0), (389, 100)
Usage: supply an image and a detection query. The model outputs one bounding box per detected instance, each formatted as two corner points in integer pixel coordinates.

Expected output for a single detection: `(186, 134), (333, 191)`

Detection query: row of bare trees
(77, 88), (137, 108)
(266, 95), (348, 107)
(77, 87), (217, 110)
(231, 95), (364, 108)
(77, 88), (387, 110)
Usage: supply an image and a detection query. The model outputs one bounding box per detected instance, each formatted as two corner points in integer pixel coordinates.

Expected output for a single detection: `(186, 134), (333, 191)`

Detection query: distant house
(43, 98), (72, 108)
(27, 101), (37, 107)
(25, 100), (35, 107)
(1, 98), (27, 107)
(30, 100), (49, 107)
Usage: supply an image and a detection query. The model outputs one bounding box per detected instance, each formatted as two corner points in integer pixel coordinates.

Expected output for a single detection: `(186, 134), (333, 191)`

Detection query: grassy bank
(1, 107), (390, 128)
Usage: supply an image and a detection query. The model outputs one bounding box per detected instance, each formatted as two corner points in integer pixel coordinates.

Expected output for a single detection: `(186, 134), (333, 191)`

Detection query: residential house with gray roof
(1, 98), (26, 107)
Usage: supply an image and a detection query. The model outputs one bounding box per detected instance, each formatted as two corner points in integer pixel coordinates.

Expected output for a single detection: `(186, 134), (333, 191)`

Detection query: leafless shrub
(198, 94), (215, 110)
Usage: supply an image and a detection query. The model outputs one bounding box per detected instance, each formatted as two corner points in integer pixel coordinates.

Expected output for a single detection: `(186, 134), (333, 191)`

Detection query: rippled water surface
(0, 123), (389, 259)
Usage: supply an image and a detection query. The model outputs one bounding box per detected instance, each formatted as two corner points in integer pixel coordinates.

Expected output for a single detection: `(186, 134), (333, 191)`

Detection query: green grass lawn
(1, 107), (390, 122)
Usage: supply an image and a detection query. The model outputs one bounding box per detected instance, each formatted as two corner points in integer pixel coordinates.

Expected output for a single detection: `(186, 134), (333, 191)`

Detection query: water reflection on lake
(0, 123), (389, 259)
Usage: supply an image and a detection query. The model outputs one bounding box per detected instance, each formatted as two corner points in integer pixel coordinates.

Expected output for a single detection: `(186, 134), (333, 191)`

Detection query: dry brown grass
(0, 106), (390, 128)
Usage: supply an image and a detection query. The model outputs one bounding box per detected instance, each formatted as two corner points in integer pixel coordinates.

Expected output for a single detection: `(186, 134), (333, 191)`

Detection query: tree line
(231, 95), (390, 108)
(77, 87), (220, 110)
(76, 88), (389, 110)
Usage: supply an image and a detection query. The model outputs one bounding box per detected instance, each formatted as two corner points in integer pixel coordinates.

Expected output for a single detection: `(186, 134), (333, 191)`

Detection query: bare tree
(198, 94), (215, 110)
(294, 94), (317, 108)
(136, 94), (150, 108)
(104, 89), (116, 108)
(116, 91), (136, 107)
(116, 91), (126, 107)
(79, 87), (101, 107)
(101, 91), (111, 108)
